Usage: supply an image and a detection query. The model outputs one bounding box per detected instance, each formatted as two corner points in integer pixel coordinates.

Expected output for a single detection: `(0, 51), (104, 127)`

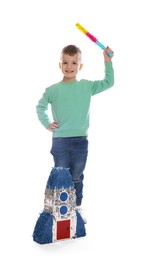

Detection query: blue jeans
(50, 136), (88, 206)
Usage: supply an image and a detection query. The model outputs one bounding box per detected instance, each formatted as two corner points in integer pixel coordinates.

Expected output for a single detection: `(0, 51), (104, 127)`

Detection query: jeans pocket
(52, 137), (62, 142)
(50, 137), (64, 155)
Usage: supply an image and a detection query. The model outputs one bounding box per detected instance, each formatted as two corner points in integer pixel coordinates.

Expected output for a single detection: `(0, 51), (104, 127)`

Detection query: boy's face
(59, 53), (83, 80)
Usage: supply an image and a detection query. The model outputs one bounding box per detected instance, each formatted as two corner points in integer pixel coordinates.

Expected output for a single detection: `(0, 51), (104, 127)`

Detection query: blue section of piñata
(33, 212), (53, 244)
(76, 210), (86, 237)
(46, 167), (74, 189)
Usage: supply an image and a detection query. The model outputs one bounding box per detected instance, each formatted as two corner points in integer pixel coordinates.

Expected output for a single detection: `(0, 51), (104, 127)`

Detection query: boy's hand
(47, 121), (60, 132)
(103, 46), (114, 62)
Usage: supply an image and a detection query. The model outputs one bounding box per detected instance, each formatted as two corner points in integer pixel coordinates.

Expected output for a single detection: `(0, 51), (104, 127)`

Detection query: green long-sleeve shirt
(36, 61), (114, 137)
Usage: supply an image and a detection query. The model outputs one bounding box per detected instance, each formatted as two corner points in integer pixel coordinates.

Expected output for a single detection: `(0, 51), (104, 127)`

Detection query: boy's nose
(67, 63), (72, 68)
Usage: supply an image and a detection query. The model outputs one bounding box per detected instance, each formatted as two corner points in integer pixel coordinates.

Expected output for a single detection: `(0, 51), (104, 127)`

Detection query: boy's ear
(79, 63), (83, 70)
(59, 62), (61, 69)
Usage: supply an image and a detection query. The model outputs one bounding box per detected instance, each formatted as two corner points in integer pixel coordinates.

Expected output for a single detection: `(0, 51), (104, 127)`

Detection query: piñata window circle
(60, 205), (68, 215)
(60, 191), (68, 201)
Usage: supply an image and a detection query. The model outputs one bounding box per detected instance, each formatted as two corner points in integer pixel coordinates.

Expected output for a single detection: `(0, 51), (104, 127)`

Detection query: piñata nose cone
(46, 167), (74, 190)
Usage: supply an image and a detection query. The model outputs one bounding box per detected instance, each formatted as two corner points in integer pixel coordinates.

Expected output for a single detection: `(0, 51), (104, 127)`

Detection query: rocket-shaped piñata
(33, 167), (86, 244)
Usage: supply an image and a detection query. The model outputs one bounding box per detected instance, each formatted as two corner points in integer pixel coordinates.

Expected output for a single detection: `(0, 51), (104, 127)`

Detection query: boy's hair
(61, 45), (82, 56)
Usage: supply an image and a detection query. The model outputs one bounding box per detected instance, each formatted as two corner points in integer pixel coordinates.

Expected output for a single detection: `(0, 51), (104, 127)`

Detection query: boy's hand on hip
(47, 121), (60, 132)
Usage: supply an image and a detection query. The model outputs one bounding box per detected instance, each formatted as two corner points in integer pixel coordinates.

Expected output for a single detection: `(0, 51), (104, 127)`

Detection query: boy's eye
(62, 61), (78, 65)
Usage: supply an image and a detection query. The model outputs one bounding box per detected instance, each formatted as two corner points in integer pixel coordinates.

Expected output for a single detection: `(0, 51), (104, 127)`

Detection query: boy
(36, 45), (114, 223)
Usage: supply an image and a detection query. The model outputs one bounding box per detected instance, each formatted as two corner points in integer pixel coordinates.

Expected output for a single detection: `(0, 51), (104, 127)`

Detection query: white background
(0, 0), (141, 259)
